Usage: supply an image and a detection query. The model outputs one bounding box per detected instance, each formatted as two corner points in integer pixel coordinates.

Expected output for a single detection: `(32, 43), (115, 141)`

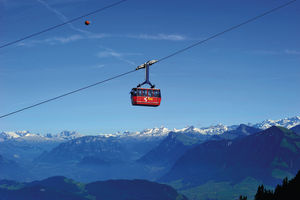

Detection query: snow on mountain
(2, 116), (299, 142)
(120, 116), (300, 138)
(0, 131), (29, 139)
(173, 124), (234, 135)
(0, 132), (20, 140)
(100, 126), (172, 141)
(54, 131), (83, 140)
(253, 116), (300, 129)
(122, 126), (171, 138)
(0, 130), (83, 142)
(0, 131), (31, 141)
(109, 124), (235, 139)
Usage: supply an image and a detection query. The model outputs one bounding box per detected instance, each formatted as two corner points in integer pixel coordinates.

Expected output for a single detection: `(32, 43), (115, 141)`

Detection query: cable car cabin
(131, 88), (161, 107)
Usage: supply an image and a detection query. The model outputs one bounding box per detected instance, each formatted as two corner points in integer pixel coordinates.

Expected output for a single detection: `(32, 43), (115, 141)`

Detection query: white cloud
(252, 49), (300, 56)
(97, 51), (122, 58)
(19, 32), (186, 47)
(284, 49), (300, 55)
(252, 50), (280, 55)
(88, 33), (110, 39)
(16, 34), (83, 46)
(92, 64), (105, 69)
(97, 48), (140, 65)
(45, 34), (83, 44)
(128, 33), (187, 41)
(18, 32), (113, 46)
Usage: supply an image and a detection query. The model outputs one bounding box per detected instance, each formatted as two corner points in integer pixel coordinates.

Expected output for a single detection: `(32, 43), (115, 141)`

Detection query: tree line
(239, 169), (300, 200)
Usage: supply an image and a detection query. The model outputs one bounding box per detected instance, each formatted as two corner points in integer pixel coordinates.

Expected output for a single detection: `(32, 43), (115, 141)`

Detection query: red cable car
(130, 60), (161, 107)
(131, 88), (161, 107)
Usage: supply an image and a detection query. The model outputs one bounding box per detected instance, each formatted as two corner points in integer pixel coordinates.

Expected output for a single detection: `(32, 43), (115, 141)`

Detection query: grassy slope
(0, 177), (186, 200)
(168, 178), (271, 200)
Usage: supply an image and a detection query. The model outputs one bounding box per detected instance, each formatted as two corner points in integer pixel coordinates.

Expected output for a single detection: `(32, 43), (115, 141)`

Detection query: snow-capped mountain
(119, 116), (300, 138)
(2, 116), (299, 142)
(0, 131), (31, 142)
(52, 131), (83, 140)
(0, 131), (29, 140)
(119, 126), (171, 138)
(169, 116), (300, 135)
(0, 130), (83, 142)
(173, 124), (237, 135)
(252, 116), (300, 130)
(110, 124), (234, 139)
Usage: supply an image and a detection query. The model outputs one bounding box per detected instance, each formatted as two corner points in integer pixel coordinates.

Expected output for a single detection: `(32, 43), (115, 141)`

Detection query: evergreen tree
(254, 169), (300, 200)
(254, 185), (265, 200)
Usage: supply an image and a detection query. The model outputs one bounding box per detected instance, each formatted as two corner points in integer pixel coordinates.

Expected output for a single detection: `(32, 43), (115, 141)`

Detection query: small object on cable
(85, 20), (90, 25)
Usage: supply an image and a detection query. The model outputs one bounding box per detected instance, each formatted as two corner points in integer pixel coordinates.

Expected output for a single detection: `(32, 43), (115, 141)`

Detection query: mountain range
(1, 116), (300, 200)
(138, 124), (262, 169)
(0, 131), (82, 142)
(161, 126), (300, 200)
(1, 116), (299, 142)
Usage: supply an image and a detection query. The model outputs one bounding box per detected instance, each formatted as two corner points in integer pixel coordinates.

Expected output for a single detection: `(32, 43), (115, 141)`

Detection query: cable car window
(143, 89), (147, 96)
(148, 90), (153, 97)
(137, 89), (142, 96)
(153, 90), (161, 97)
(131, 89), (137, 96)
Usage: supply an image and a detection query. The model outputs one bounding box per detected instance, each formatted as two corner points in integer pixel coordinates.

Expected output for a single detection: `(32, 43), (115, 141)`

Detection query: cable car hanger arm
(135, 60), (158, 88)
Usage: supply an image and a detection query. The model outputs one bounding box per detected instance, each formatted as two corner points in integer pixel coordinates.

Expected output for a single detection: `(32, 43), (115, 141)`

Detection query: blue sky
(1, 0), (299, 134)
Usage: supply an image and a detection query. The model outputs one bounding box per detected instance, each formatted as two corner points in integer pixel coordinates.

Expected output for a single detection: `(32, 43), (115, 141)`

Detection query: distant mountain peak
(140, 126), (171, 136)
(173, 124), (231, 135)
(0, 130), (30, 139)
(255, 126), (296, 140)
(0, 130), (83, 142)
(253, 116), (300, 130)
(116, 126), (171, 138)
(56, 130), (82, 139)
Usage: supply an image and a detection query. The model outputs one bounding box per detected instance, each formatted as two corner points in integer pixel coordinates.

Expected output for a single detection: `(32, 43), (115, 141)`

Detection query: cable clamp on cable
(135, 60), (158, 70)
